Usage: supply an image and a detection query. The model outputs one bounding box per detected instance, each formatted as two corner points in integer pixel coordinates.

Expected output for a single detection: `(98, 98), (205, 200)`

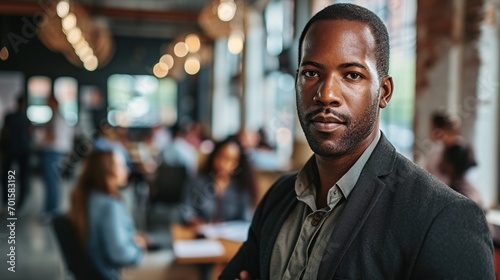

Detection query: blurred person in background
(68, 150), (146, 280)
(419, 110), (463, 185)
(236, 127), (283, 170)
(40, 95), (74, 219)
(0, 95), (32, 213)
(181, 137), (257, 225)
(439, 142), (484, 209)
(94, 121), (132, 171)
(162, 124), (198, 176)
(150, 124), (171, 157)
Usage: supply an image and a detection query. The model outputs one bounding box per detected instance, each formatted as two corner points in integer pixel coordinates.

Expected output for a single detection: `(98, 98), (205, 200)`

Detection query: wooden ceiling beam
(0, 1), (200, 22)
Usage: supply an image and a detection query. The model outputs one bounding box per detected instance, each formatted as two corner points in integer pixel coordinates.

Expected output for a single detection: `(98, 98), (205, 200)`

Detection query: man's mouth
(310, 113), (346, 133)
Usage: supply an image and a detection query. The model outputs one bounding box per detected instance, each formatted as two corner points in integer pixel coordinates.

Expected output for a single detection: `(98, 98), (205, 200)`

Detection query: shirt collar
(295, 130), (381, 210)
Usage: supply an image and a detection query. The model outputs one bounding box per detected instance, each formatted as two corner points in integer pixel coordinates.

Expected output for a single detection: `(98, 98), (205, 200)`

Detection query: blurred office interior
(0, 0), (499, 279)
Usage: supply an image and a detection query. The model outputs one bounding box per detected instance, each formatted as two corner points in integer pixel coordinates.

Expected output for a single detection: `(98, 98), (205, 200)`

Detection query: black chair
(52, 215), (107, 280)
(149, 164), (188, 204)
(147, 164), (188, 226)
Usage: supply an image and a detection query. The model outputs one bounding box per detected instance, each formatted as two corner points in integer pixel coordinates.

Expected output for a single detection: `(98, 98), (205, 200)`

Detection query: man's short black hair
(298, 3), (390, 78)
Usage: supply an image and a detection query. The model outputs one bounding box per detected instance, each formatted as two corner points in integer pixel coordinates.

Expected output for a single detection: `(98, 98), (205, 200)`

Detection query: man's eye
(346, 72), (361, 80)
(303, 71), (318, 77)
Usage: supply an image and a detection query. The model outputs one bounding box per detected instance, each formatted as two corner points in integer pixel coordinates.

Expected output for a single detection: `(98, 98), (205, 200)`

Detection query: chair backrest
(150, 164), (188, 204)
(52, 215), (107, 280)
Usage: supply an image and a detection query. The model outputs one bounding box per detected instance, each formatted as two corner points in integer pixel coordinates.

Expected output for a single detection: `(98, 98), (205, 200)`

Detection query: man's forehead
(301, 20), (376, 53)
(305, 19), (373, 39)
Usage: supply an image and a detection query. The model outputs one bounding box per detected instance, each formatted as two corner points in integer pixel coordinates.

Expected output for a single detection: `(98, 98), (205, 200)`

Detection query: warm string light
(154, 33), (203, 78)
(216, 0), (245, 54)
(228, 31), (244, 54)
(0, 47), (9, 61)
(217, 0), (237, 22)
(56, 0), (70, 18)
(184, 56), (201, 75)
(57, 0), (98, 71)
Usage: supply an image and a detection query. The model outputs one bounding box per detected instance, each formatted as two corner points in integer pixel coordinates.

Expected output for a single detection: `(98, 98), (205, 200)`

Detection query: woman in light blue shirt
(68, 150), (146, 280)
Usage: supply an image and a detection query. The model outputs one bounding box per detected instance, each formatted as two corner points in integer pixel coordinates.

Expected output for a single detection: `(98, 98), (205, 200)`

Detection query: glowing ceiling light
(77, 46), (93, 60)
(83, 55), (98, 71)
(228, 31), (244, 54)
(62, 13), (77, 31)
(56, 1), (70, 18)
(185, 34), (201, 53)
(0, 47), (9, 61)
(66, 27), (82, 45)
(160, 54), (174, 69)
(217, 0), (237, 22)
(158, 62), (169, 71)
(153, 62), (168, 78)
(184, 56), (200, 75)
(173, 42), (189, 57)
(74, 39), (89, 52)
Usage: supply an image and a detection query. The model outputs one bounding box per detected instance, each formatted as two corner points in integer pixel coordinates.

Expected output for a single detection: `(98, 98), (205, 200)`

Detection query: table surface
(170, 223), (243, 264)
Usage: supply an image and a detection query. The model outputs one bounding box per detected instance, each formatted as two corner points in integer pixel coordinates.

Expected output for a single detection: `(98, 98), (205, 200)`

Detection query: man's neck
(315, 153), (360, 208)
(314, 130), (378, 208)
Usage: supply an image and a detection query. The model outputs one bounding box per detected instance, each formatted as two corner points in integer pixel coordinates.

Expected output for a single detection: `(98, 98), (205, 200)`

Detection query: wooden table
(170, 224), (243, 279)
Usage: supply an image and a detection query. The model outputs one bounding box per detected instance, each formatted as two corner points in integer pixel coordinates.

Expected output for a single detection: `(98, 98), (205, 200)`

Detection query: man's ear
(379, 75), (394, 109)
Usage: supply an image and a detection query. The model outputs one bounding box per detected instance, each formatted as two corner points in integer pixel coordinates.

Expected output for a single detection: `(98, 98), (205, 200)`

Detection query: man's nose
(313, 76), (342, 106)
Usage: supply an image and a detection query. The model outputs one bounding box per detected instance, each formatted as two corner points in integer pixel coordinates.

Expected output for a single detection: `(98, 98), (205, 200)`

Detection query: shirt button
(311, 212), (324, 226)
(314, 212), (324, 219)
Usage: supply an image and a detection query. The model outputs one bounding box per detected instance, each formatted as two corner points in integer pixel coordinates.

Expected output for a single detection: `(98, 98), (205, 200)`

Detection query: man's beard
(298, 95), (379, 157)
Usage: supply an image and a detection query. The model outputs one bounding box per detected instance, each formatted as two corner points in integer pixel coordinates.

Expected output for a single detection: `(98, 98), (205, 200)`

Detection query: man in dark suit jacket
(221, 3), (494, 280)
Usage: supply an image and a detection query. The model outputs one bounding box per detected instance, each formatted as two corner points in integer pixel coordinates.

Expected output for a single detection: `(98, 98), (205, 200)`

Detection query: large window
(27, 76), (52, 125)
(107, 74), (177, 127)
(54, 77), (78, 126)
(27, 76), (79, 126)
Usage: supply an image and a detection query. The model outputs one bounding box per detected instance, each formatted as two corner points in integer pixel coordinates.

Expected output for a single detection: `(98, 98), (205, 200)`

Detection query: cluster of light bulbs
(153, 34), (202, 78)
(56, 0), (98, 71)
(217, 0), (244, 55)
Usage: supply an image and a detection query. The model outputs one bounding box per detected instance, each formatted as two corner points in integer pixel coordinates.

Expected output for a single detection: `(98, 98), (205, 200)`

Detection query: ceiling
(0, 0), (231, 39)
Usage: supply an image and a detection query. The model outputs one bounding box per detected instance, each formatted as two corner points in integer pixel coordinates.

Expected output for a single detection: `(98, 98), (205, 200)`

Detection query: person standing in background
(161, 124), (198, 176)
(40, 95), (74, 219)
(0, 95), (32, 213)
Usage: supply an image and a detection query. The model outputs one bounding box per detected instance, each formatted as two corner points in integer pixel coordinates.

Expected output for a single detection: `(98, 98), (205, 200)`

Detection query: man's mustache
(304, 107), (350, 124)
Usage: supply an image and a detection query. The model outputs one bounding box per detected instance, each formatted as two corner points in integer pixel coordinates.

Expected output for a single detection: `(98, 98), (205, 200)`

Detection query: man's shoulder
(257, 173), (297, 210)
(388, 151), (474, 211)
(267, 173), (297, 195)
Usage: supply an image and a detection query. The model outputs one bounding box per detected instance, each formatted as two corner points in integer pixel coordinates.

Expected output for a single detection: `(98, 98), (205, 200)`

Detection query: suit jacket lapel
(261, 175), (299, 279)
(318, 134), (396, 280)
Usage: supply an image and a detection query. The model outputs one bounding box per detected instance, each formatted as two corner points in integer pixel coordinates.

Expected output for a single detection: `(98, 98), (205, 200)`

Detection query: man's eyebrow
(338, 62), (367, 70)
(299, 61), (324, 68)
(300, 61), (368, 70)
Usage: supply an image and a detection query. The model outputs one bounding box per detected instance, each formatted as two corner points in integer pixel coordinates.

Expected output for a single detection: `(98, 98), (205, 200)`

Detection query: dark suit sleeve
(411, 199), (495, 279)
(219, 174), (296, 280)
(219, 191), (265, 279)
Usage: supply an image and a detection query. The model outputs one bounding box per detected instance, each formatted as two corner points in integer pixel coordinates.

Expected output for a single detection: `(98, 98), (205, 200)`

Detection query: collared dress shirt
(270, 132), (381, 279)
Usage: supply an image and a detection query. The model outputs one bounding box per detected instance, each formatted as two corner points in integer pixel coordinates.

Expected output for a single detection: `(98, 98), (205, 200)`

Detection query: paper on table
(173, 239), (225, 258)
(198, 221), (251, 242)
